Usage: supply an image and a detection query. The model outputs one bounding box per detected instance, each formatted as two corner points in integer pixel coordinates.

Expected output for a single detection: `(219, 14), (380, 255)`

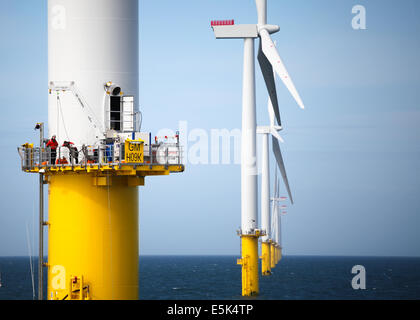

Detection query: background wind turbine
(270, 174), (280, 267)
(269, 170), (279, 269)
(211, 0), (304, 296)
(271, 176), (289, 266)
(258, 37), (297, 275)
(257, 70), (287, 275)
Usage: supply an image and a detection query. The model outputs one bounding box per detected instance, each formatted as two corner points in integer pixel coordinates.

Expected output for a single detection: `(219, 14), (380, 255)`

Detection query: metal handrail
(18, 143), (184, 171)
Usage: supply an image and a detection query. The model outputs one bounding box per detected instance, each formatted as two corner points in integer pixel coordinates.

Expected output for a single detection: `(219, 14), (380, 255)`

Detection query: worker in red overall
(46, 135), (58, 165)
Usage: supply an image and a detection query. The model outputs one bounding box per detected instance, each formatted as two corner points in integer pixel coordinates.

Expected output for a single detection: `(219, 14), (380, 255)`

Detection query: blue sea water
(0, 256), (419, 300)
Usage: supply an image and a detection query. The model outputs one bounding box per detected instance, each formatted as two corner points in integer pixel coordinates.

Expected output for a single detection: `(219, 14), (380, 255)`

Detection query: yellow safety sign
(125, 139), (144, 163)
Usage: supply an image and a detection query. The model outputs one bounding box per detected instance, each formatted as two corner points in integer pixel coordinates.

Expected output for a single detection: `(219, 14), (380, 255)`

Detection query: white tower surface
(48, 0), (139, 146)
(241, 38), (258, 233)
(260, 132), (270, 242)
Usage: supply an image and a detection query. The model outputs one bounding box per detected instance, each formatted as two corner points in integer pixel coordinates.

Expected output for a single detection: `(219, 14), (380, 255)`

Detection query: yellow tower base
(237, 233), (260, 296)
(274, 246), (277, 265)
(270, 241), (276, 269)
(260, 241), (271, 276)
(19, 142), (184, 300)
(47, 174), (140, 300)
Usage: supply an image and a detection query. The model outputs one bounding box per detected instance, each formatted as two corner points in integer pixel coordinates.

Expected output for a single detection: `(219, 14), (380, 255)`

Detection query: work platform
(18, 142), (185, 180)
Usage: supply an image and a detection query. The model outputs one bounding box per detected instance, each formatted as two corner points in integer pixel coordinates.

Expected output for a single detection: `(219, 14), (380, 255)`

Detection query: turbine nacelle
(257, 125), (284, 143)
(258, 24), (280, 35)
(257, 125), (283, 134)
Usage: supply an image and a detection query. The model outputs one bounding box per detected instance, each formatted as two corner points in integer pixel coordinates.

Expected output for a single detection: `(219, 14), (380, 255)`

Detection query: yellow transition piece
(261, 241), (271, 276)
(278, 247), (283, 263)
(237, 235), (259, 296)
(270, 242), (276, 269)
(47, 173), (139, 300)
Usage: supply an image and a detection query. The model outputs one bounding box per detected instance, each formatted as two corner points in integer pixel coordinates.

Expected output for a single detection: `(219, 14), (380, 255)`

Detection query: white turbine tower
(211, 0), (304, 296)
(258, 124), (276, 276)
(270, 171), (278, 268)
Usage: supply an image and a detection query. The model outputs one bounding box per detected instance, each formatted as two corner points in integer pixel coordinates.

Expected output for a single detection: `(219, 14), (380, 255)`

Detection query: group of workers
(46, 135), (79, 165)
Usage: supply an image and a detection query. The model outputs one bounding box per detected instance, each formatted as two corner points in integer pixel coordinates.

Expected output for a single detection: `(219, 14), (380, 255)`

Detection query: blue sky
(0, 0), (419, 257)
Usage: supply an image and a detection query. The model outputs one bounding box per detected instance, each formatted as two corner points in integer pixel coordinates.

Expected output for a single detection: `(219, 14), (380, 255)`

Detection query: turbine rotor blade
(260, 29), (305, 110)
(255, 0), (267, 25)
(268, 95), (276, 127)
(272, 136), (294, 204)
(258, 41), (282, 126)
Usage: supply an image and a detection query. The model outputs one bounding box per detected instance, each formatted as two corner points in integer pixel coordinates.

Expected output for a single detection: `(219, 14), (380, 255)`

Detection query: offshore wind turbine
(258, 38), (297, 275)
(271, 177), (288, 265)
(257, 125), (276, 276)
(271, 175), (280, 266)
(278, 201), (284, 263)
(211, 0), (304, 296)
(257, 76), (293, 276)
(17, 0), (185, 300)
(270, 171), (279, 268)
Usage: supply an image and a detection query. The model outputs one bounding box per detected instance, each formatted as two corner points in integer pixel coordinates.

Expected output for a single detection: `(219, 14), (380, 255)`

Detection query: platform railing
(18, 143), (184, 171)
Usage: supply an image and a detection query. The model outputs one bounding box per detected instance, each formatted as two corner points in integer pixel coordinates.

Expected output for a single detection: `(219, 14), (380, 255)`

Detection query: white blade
(272, 136), (294, 204)
(260, 29), (305, 110)
(255, 0), (267, 25)
(267, 48), (278, 128)
(258, 41), (282, 126)
(268, 95), (276, 127)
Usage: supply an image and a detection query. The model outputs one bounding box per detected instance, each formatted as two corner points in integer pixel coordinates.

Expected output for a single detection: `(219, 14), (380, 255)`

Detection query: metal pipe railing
(18, 143), (184, 170)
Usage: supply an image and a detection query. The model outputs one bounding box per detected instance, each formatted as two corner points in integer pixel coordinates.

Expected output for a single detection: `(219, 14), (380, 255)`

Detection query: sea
(0, 255), (419, 300)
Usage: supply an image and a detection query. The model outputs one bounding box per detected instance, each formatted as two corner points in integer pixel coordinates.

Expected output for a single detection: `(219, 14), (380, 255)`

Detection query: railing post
(36, 123), (44, 301)
(38, 173), (44, 301)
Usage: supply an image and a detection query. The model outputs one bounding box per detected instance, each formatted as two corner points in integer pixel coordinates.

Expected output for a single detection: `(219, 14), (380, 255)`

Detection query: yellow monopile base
(270, 242), (276, 269)
(278, 247), (282, 263)
(261, 241), (271, 276)
(274, 246), (277, 265)
(237, 235), (259, 296)
(47, 173), (139, 300)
